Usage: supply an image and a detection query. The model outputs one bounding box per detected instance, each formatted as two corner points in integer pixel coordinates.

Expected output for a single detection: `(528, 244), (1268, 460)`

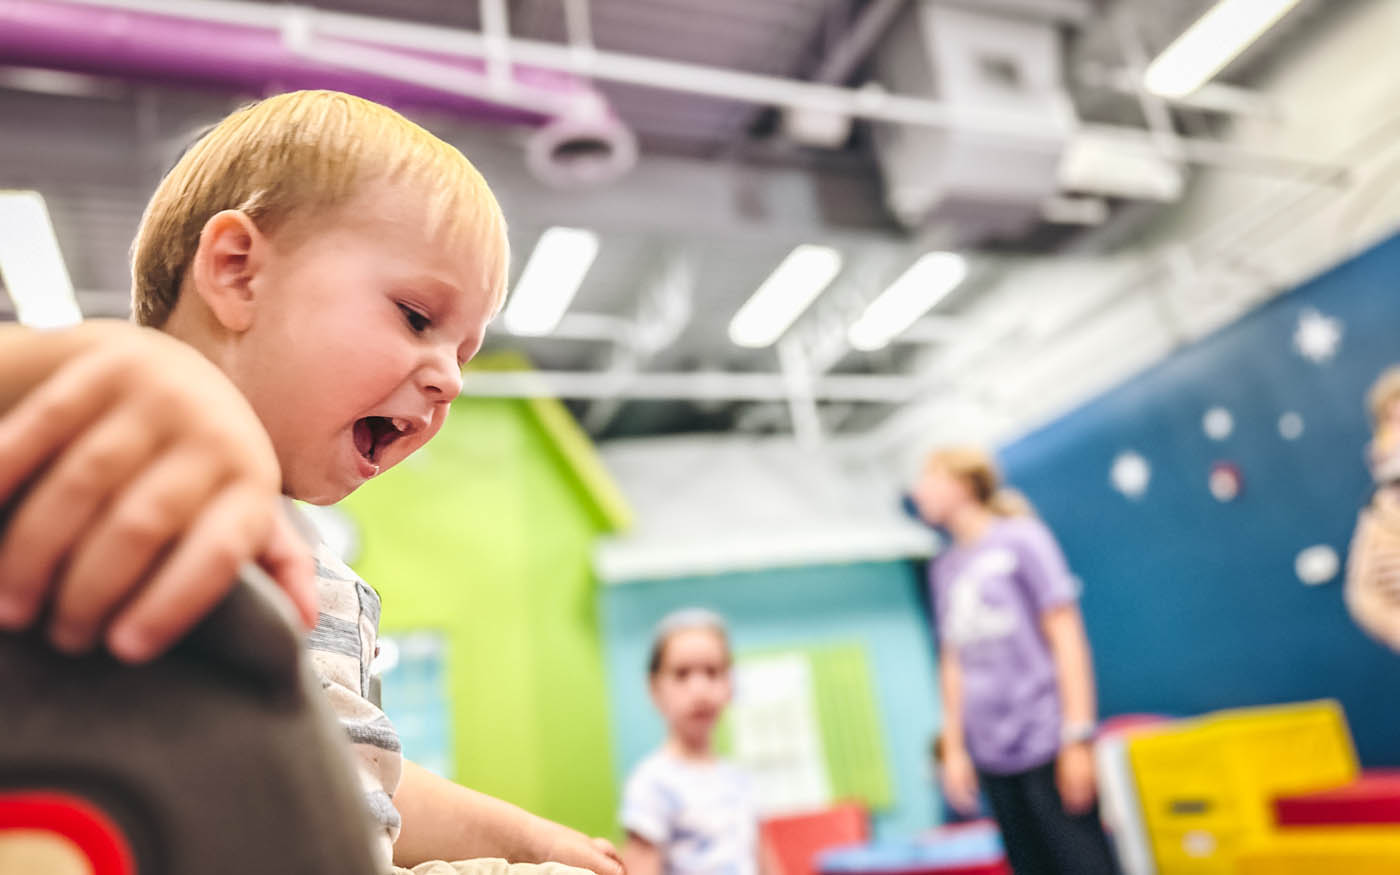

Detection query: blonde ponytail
(928, 446), (1034, 517)
(988, 487), (1033, 518)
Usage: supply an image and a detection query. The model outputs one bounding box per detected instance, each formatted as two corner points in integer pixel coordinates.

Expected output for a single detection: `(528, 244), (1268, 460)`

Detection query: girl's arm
(1042, 604), (1099, 813)
(937, 647), (979, 814)
(621, 834), (662, 875)
(1041, 604), (1097, 732)
(939, 647), (968, 757)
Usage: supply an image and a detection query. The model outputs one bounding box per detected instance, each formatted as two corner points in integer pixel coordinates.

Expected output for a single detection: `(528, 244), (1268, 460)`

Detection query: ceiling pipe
(457, 369), (923, 404)
(812, 0), (907, 86)
(0, 0), (638, 187)
(47, 0), (1346, 181)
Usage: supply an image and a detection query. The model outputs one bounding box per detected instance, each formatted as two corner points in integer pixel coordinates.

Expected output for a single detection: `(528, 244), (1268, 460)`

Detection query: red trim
(1275, 770), (1400, 827)
(0, 791), (136, 875)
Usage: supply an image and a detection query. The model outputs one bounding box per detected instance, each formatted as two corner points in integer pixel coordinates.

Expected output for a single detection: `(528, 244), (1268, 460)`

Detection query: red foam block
(1275, 770), (1400, 827)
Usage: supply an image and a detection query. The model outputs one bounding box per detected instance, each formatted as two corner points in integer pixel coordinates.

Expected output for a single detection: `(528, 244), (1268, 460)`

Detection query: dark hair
(647, 608), (731, 676)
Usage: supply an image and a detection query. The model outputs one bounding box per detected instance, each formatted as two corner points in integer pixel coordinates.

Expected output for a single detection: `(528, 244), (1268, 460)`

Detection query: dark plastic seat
(0, 569), (381, 875)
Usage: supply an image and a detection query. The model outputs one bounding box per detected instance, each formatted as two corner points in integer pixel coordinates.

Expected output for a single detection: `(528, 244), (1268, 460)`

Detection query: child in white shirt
(619, 610), (762, 875)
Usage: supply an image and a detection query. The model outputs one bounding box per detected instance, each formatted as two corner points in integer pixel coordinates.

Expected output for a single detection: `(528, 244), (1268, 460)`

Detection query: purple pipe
(0, 0), (598, 125)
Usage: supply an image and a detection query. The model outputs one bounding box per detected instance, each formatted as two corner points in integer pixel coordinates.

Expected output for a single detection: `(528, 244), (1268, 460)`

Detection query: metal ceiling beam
(66, 0), (1348, 178)
(777, 336), (824, 447)
(64, 0), (1059, 141)
(929, 0), (1094, 21)
(457, 369), (923, 403)
(845, 107), (1400, 459)
(811, 0), (906, 86)
(580, 251), (695, 433)
(1077, 64), (1280, 119)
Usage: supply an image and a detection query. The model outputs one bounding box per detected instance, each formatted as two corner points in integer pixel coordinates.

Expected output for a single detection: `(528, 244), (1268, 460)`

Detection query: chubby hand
(0, 323), (316, 662)
(542, 826), (624, 875)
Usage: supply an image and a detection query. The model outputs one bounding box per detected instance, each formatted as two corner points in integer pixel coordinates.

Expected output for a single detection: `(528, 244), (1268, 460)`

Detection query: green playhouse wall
(339, 393), (623, 837)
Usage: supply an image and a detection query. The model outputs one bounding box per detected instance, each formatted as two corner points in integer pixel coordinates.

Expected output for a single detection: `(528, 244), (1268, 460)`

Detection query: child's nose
(421, 350), (464, 398)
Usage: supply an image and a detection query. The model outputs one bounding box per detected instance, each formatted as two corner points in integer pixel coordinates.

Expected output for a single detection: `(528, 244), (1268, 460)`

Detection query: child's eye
(398, 302), (431, 333)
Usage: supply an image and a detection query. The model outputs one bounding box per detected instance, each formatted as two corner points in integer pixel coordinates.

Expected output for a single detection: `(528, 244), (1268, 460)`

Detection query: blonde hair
(131, 89), (509, 327)
(928, 445), (1033, 517)
(1369, 366), (1400, 430)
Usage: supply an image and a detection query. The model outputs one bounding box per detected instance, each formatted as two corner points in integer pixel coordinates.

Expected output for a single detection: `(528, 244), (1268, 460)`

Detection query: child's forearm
(392, 759), (543, 866)
(391, 759), (621, 874)
(1043, 605), (1097, 730)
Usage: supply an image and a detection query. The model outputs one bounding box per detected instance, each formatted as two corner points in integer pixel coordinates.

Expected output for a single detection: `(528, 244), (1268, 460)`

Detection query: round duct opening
(526, 112), (638, 188)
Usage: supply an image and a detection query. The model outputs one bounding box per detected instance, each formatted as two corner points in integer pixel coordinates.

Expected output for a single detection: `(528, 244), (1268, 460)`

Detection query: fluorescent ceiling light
(1143, 0), (1301, 99)
(0, 190), (81, 330)
(503, 226), (599, 336)
(728, 244), (843, 349)
(0, 66), (124, 100)
(848, 251), (967, 352)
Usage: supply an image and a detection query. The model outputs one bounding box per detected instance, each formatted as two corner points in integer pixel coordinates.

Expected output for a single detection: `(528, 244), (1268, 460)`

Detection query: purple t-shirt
(930, 515), (1078, 775)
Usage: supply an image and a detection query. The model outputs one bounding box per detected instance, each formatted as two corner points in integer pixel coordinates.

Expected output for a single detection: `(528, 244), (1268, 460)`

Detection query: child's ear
(190, 210), (266, 333)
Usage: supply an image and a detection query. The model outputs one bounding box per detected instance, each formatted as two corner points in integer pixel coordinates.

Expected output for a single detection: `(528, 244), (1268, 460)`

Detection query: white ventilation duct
(871, 1), (1077, 234)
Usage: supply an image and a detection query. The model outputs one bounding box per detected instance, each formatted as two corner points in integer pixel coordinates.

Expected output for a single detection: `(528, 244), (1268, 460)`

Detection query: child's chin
(288, 472), (359, 506)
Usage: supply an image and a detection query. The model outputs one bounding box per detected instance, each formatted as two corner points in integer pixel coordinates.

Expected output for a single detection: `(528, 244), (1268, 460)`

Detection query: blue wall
(599, 560), (942, 839)
(1000, 230), (1400, 765)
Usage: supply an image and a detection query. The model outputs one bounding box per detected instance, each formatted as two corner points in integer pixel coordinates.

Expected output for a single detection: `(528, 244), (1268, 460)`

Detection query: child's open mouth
(353, 416), (410, 465)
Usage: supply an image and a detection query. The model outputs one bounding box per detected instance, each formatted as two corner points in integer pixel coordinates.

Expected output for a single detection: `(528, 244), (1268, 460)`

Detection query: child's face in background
(1373, 395), (1400, 463)
(217, 179), (503, 504)
(912, 463), (971, 526)
(1383, 396), (1400, 438)
(650, 628), (733, 747)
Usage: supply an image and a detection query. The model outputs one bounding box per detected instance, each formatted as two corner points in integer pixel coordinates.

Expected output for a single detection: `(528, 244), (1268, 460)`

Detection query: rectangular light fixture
(502, 226), (599, 336)
(848, 251), (967, 352)
(1143, 0), (1301, 99)
(0, 190), (81, 330)
(728, 244), (842, 349)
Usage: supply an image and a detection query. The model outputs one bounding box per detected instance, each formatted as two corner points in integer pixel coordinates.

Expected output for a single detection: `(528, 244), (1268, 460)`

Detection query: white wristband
(1061, 722), (1096, 746)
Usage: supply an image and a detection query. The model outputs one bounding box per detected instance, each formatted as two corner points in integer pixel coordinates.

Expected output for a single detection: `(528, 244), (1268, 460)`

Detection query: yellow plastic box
(1236, 827), (1400, 875)
(1126, 700), (1358, 874)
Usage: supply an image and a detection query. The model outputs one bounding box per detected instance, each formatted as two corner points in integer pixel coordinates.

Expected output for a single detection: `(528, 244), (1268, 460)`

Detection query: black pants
(978, 761), (1118, 875)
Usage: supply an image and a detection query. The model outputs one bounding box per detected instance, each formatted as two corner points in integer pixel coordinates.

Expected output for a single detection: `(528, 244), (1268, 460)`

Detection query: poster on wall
(723, 643), (893, 816)
(730, 653), (832, 815)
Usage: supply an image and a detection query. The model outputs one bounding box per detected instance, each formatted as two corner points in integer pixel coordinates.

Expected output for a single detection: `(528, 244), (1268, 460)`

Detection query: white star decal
(1293, 308), (1343, 364)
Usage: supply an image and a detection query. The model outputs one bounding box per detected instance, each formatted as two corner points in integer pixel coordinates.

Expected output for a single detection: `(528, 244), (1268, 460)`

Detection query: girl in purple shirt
(912, 447), (1116, 875)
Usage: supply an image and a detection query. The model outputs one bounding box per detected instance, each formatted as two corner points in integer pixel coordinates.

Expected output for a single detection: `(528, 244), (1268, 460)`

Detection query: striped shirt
(305, 533), (404, 872)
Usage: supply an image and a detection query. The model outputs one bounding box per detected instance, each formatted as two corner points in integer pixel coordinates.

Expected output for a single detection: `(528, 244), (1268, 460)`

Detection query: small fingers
(46, 443), (223, 654)
(259, 511), (318, 630)
(0, 408), (166, 634)
(106, 482), (269, 663)
(0, 350), (117, 504)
